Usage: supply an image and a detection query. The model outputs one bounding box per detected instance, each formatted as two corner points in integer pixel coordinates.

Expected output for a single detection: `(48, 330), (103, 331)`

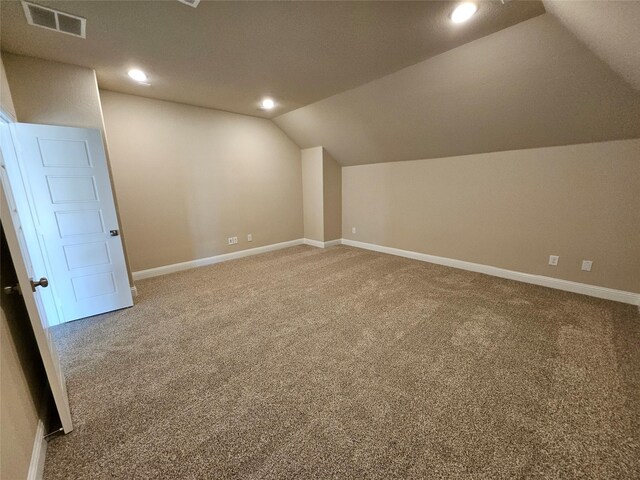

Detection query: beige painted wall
(301, 147), (343, 242)
(100, 90), (303, 272)
(0, 307), (41, 480)
(0, 57), (16, 119)
(343, 139), (640, 293)
(1, 53), (134, 284)
(302, 147), (324, 242)
(322, 151), (342, 241)
(2, 53), (107, 130)
(1, 228), (46, 480)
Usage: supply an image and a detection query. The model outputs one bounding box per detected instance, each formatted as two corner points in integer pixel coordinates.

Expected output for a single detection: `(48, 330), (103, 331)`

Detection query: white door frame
(0, 108), (73, 433)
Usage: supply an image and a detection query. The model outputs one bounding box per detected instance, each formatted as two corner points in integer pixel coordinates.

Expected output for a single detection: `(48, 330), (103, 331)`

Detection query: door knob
(110, 230), (119, 236)
(30, 277), (49, 292)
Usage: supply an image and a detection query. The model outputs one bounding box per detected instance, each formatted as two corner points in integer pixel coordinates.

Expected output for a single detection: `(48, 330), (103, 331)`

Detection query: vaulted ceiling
(543, 0), (640, 91)
(1, 1), (639, 166)
(274, 12), (640, 166)
(0, 0), (544, 117)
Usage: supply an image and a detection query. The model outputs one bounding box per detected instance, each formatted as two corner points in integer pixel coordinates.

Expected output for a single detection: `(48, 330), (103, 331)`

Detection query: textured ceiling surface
(543, 0), (640, 91)
(274, 14), (640, 166)
(0, 0), (544, 117)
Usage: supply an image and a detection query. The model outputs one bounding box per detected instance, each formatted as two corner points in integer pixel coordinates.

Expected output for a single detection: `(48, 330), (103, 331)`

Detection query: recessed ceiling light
(128, 69), (148, 82)
(260, 98), (275, 110)
(177, 0), (201, 7)
(451, 2), (478, 24)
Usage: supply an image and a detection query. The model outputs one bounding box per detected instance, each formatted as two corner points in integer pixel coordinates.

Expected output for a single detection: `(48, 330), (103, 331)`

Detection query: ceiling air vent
(177, 0), (201, 8)
(22, 1), (86, 38)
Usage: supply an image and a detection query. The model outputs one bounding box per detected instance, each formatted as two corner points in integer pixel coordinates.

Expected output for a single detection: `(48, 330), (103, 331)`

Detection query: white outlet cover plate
(581, 260), (593, 271)
(548, 255), (559, 266)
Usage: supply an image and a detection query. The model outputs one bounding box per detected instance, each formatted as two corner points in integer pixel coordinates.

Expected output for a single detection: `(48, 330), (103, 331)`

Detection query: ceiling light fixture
(177, 0), (201, 7)
(128, 69), (148, 83)
(260, 98), (275, 110)
(450, 2), (478, 24)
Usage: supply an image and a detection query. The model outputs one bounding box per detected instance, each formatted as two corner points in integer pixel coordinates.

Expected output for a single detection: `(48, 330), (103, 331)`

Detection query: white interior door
(11, 123), (132, 322)
(1, 119), (62, 326)
(1, 170), (73, 433)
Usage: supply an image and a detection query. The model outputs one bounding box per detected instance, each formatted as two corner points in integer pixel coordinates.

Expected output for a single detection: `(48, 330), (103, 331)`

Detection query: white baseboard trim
(303, 238), (342, 248)
(27, 418), (47, 480)
(131, 236), (639, 305)
(133, 238), (305, 280)
(342, 239), (640, 306)
(303, 238), (324, 248)
(130, 286), (138, 297)
(324, 239), (342, 248)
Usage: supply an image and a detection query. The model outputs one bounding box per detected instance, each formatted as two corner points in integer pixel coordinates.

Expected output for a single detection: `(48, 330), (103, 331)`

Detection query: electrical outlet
(352, 227), (356, 234)
(233, 236), (238, 244)
(247, 234), (252, 242)
(581, 260), (593, 272)
(228, 236), (238, 245)
(548, 255), (559, 266)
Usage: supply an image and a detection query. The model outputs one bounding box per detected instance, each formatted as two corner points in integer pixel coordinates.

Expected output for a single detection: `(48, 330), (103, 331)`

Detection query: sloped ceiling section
(544, 0), (640, 91)
(274, 14), (640, 167)
(0, 0), (545, 118)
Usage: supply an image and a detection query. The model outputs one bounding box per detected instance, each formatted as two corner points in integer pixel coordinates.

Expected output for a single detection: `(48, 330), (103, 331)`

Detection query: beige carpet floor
(45, 245), (639, 479)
